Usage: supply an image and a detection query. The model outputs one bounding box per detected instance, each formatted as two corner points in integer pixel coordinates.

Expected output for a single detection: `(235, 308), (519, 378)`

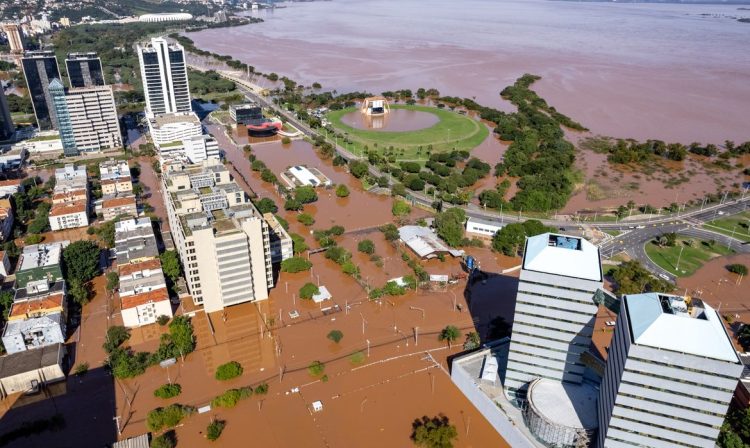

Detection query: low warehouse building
(0, 343), (65, 398)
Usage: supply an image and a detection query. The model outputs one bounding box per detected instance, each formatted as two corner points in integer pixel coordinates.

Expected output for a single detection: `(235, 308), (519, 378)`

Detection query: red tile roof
(118, 258), (162, 276)
(102, 196), (136, 208)
(120, 287), (169, 310)
(49, 201), (87, 217)
(9, 293), (65, 318)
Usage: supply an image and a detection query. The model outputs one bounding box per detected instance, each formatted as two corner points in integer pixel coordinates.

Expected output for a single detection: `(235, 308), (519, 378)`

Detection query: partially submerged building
(398, 225), (464, 259)
(0, 343), (65, 398)
(280, 165), (332, 189)
(49, 164), (88, 230)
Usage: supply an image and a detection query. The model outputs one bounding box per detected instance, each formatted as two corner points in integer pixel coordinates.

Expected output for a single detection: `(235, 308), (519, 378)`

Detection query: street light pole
(675, 245), (685, 272)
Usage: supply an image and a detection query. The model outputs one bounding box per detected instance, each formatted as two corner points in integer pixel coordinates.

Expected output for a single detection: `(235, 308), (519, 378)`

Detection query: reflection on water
(339, 108), (440, 132)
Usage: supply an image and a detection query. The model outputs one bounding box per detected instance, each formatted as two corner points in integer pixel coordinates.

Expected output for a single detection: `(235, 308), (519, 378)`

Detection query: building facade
(137, 37), (191, 116)
(65, 52), (105, 88)
(1, 23), (24, 53)
(2, 280), (66, 355)
(162, 159), (273, 312)
(504, 233), (603, 397)
(100, 159), (133, 195)
(0, 87), (14, 141)
(597, 293), (743, 448)
(21, 51), (61, 131)
(158, 134), (220, 164)
(148, 112), (202, 146)
(48, 78), (77, 155)
(264, 213), (293, 264)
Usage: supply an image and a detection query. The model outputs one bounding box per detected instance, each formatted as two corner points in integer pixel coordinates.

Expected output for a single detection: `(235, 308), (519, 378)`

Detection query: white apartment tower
(137, 37), (191, 116)
(597, 293), (742, 448)
(505, 233), (603, 396)
(162, 159), (273, 313)
(61, 84), (122, 154)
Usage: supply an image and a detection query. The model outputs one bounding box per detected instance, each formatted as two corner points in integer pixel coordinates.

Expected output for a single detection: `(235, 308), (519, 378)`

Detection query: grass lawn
(604, 230), (621, 237)
(327, 104), (488, 160)
(703, 211), (750, 242)
(644, 237), (735, 277)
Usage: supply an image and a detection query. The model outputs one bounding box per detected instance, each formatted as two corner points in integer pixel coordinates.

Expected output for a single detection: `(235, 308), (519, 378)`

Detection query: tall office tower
(504, 233), (603, 397)
(137, 37), (191, 116)
(65, 52), (105, 88)
(0, 87), (14, 141)
(597, 293), (742, 448)
(49, 81), (122, 156)
(162, 159), (276, 312)
(49, 79), (76, 156)
(21, 51), (61, 131)
(1, 23), (24, 53)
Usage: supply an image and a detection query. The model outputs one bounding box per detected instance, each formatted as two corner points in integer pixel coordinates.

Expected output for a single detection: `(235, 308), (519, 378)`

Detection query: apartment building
(263, 212), (293, 264)
(137, 37), (191, 116)
(504, 233), (603, 397)
(0, 87), (14, 141)
(158, 134), (220, 164)
(147, 112), (202, 147)
(49, 164), (88, 230)
(162, 159), (274, 312)
(2, 281), (66, 354)
(597, 293), (743, 448)
(100, 196), (137, 221)
(99, 159), (133, 195)
(114, 218), (159, 265)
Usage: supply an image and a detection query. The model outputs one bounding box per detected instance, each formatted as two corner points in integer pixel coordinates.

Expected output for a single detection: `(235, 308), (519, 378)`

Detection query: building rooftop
(280, 165), (332, 188)
(528, 378), (599, 430)
(118, 258), (162, 277)
(121, 287), (169, 310)
(624, 292), (739, 363)
(0, 343), (62, 379)
(18, 242), (64, 272)
(399, 225), (464, 259)
(152, 112), (201, 128)
(522, 233), (602, 282)
(2, 312), (63, 339)
(115, 218), (159, 264)
(49, 200), (86, 216)
(102, 196), (136, 208)
(8, 294), (64, 319)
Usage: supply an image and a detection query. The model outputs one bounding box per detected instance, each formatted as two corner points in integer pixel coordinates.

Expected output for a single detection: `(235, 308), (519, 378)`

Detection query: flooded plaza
(339, 108), (440, 132)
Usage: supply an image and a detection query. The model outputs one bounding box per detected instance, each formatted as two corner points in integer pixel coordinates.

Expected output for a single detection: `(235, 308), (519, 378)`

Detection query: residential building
(49, 201), (88, 230)
(15, 242), (65, 289)
(0, 179), (22, 196)
(0, 198), (13, 242)
(116, 223), (172, 327)
(49, 81), (122, 155)
(52, 188), (87, 205)
(54, 163), (87, 193)
(100, 195), (137, 221)
(0, 343), (65, 398)
(0, 87), (14, 141)
(0, 251), (10, 277)
(1, 23), (24, 54)
(163, 159), (273, 312)
(158, 134), (219, 164)
(2, 280), (66, 354)
(504, 233), (603, 397)
(465, 217), (503, 238)
(137, 37), (191, 116)
(597, 293), (743, 448)
(65, 52), (105, 88)
(264, 212), (293, 264)
(99, 159), (132, 195)
(114, 218), (159, 265)
(0, 146), (26, 171)
(148, 112), (202, 146)
(21, 51), (61, 131)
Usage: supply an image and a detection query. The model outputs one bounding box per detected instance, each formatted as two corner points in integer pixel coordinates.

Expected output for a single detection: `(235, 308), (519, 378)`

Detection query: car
(605, 321), (616, 327)
(718, 211), (725, 215)
(659, 273), (670, 281)
(636, 225), (645, 229)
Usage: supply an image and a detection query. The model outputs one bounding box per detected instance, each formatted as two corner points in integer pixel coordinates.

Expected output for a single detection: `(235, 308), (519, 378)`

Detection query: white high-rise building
(137, 37), (191, 116)
(597, 293), (742, 448)
(505, 233), (603, 396)
(147, 111), (202, 147)
(162, 159), (275, 312)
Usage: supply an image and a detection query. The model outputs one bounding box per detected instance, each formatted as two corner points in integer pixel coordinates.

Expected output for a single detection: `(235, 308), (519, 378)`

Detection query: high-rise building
(504, 233), (603, 397)
(1, 23), (24, 54)
(22, 51), (61, 131)
(137, 37), (191, 116)
(65, 52), (105, 88)
(597, 293), (742, 448)
(162, 159), (274, 312)
(49, 80), (122, 156)
(0, 87), (14, 141)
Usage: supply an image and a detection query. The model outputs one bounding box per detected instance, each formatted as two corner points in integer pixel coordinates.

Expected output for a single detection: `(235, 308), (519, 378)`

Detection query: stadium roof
(523, 233), (601, 282)
(624, 293), (739, 363)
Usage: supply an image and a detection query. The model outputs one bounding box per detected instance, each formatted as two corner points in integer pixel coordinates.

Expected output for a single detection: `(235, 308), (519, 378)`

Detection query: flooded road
(189, 0), (750, 143)
(339, 108), (440, 131)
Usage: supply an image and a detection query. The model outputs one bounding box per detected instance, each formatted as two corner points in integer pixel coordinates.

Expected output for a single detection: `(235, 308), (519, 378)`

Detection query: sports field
(327, 104), (489, 160)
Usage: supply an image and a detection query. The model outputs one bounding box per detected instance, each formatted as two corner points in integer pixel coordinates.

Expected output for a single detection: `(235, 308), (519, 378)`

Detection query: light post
(366, 339), (370, 357)
(675, 245), (685, 272)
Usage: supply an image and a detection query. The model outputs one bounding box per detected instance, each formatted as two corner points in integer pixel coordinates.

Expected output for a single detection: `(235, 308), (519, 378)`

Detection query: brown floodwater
(339, 108), (440, 132)
(189, 0), (750, 143)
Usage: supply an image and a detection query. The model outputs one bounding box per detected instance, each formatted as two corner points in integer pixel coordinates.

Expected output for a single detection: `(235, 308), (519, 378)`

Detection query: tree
(68, 279), (91, 305)
(281, 257), (312, 273)
(281, 136), (291, 145)
(380, 223), (400, 241)
(284, 198), (303, 211)
(434, 208), (466, 247)
(151, 431), (177, 448)
(342, 261), (359, 275)
(327, 330), (344, 343)
(308, 360), (325, 376)
(215, 361), (243, 381)
(290, 233), (308, 254)
(24, 234), (43, 245)
(491, 222), (526, 255)
(464, 332), (480, 350)
(294, 186), (318, 204)
(0, 290), (12, 319)
(297, 213), (315, 226)
(105, 272), (119, 292)
(350, 160), (369, 178)
(168, 316), (196, 357)
(411, 415), (458, 448)
(63, 240), (101, 283)
(255, 197), (278, 214)
(358, 239), (375, 255)
(103, 326), (130, 353)
(160, 250), (182, 282)
(146, 405), (196, 431)
(611, 260), (674, 295)
(207, 419), (227, 441)
(727, 264), (749, 276)
(718, 426), (743, 448)
(299, 282), (319, 300)
(392, 200), (411, 217)
(438, 325), (461, 348)
(211, 387), (252, 408)
(335, 184), (350, 198)
(154, 383), (182, 399)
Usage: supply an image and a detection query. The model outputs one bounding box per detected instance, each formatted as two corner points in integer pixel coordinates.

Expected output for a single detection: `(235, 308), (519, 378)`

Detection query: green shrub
(327, 330), (344, 343)
(299, 282), (319, 300)
(350, 351), (366, 365)
(157, 315), (170, 326)
(24, 234), (43, 245)
(150, 430), (176, 448)
(73, 362), (89, 376)
(281, 136), (291, 145)
(357, 239), (375, 254)
(281, 257), (312, 273)
(103, 326), (130, 353)
(146, 404), (196, 431)
(291, 233), (308, 253)
(297, 213), (315, 226)
(254, 382), (269, 395)
(215, 361), (243, 381)
(207, 419), (226, 441)
(154, 383), (182, 399)
(727, 264), (748, 276)
(308, 360), (325, 376)
(342, 261), (359, 276)
(335, 184), (350, 197)
(211, 387), (252, 408)
(391, 200), (411, 216)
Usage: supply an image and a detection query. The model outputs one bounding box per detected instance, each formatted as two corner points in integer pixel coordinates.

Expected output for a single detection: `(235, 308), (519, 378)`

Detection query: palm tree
(438, 325), (461, 349)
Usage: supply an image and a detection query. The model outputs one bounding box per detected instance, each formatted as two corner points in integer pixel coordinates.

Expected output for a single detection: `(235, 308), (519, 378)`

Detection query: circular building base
(525, 379), (598, 447)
